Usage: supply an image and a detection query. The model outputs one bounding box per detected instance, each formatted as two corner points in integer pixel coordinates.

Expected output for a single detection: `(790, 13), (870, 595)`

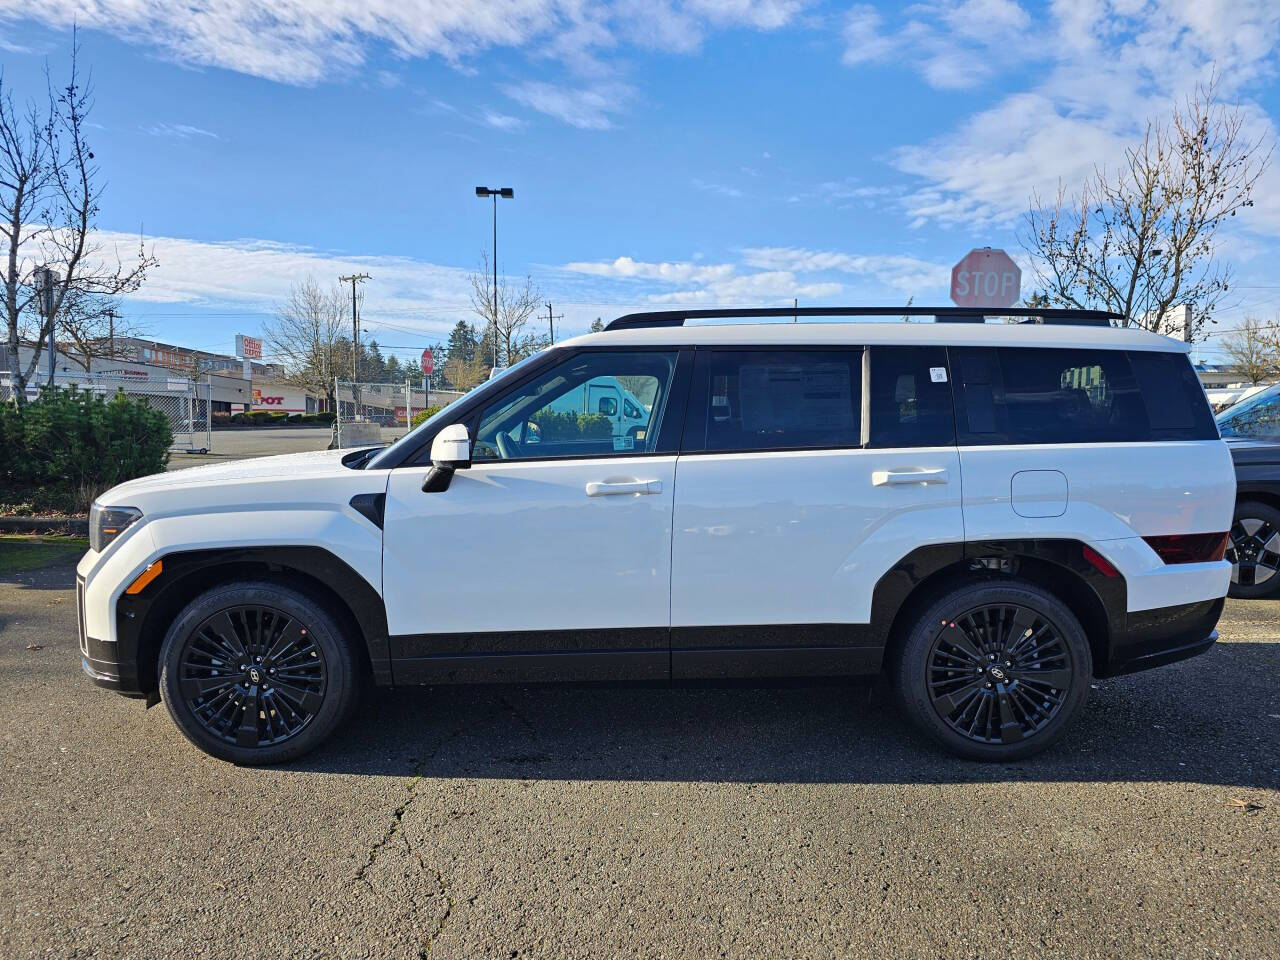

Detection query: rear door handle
(872, 468), (949, 486)
(586, 479), (663, 497)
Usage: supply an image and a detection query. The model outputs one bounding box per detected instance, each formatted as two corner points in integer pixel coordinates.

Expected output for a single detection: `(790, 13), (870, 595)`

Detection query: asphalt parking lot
(1, 549), (1276, 959)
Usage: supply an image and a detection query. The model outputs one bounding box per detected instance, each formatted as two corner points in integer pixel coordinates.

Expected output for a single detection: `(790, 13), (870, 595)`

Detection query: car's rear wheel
(893, 581), (1092, 761)
(1226, 500), (1280, 599)
(159, 581), (358, 765)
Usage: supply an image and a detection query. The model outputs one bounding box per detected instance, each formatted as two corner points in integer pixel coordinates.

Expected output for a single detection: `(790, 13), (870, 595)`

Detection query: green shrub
(410, 404), (449, 428)
(529, 410), (611, 441)
(0, 387), (172, 512)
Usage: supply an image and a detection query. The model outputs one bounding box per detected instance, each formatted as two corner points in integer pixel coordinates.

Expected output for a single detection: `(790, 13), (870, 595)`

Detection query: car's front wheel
(159, 581), (359, 765)
(1226, 500), (1280, 599)
(893, 581), (1092, 761)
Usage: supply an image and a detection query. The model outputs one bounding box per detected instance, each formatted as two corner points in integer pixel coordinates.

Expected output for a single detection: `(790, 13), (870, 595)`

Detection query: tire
(892, 580), (1092, 762)
(159, 580), (359, 765)
(1226, 500), (1280, 599)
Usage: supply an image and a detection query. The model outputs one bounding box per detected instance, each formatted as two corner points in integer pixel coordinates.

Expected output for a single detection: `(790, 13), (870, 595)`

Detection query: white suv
(76, 307), (1235, 764)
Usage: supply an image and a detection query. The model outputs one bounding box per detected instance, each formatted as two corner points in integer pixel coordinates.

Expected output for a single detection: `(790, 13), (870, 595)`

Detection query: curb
(0, 516), (89, 537)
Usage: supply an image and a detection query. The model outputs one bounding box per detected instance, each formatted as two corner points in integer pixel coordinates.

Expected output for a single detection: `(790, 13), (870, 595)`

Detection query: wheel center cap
(246, 666), (263, 685)
(988, 665), (1008, 683)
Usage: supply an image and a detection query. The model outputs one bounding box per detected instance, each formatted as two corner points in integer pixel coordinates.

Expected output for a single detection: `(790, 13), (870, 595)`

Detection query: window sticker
(613, 435), (635, 451)
(930, 367), (948, 383)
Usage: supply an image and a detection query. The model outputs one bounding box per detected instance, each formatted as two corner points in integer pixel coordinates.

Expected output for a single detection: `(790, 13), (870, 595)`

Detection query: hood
(102, 448), (361, 503)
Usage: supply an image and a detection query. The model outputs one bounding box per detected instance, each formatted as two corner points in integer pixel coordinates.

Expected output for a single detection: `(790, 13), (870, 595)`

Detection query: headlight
(90, 504), (143, 553)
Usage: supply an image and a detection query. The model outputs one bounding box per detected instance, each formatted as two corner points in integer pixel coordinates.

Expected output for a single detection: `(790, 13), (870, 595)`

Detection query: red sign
(950, 248), (1021, 309)
(420, 348), (434, 376)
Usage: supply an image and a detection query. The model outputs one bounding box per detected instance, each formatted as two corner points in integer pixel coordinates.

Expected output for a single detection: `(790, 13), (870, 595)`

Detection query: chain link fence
(1, 371), (212, 453)
(333, 380), (466, 448)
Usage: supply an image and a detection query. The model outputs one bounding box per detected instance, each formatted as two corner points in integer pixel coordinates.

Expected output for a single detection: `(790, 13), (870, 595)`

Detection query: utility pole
(339, 273), (371, 379)
(339, 273), (371, 418)
(545, 302), (563, 345)
(104, 307), (118, 360)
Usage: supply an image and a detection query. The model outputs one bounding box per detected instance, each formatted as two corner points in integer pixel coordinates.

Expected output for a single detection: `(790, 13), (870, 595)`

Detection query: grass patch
(0, 536), (89, 575)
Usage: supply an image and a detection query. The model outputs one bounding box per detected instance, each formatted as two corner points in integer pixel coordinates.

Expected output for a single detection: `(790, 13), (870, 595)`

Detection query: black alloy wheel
(894, 581), (1092, 761)
(179, 605), (327, 748)
(926, 604), (1072, 745)
(160, 581), (358, 765)
(1226, 501), (1280, 598)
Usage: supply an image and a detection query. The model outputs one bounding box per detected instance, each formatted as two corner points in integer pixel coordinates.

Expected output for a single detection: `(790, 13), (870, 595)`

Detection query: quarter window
(703, 350), (862, 452)
(953, 347), (1216, 444)
(473, 351), (677, 461)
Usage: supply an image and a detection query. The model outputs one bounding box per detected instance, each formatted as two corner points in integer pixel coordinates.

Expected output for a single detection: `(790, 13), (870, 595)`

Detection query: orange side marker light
(125, 561), (163, 595)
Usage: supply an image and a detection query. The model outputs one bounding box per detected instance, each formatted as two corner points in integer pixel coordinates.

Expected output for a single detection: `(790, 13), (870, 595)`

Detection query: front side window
(703, 350), (862, 452)
(472, 351), (676, 461)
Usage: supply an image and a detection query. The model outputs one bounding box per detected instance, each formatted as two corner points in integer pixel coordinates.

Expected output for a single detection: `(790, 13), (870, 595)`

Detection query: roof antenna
(793, 298), (798, 323)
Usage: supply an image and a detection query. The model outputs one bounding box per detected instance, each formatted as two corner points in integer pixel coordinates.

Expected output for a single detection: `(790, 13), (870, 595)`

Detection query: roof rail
(603, 306), (1124, 331)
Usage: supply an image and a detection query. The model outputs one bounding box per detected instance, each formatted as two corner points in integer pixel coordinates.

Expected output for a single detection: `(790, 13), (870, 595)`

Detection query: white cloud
(564, 256), (736, 285)
(502, 80), (632, 130)
(97, 231), (476, 336)
(142, 122), (219, 140)
(692, 178), (744, 198)
(872, 0), (1280, 233)
(481, 110), (525, 131)
(741, 247), (950, 293)
(561, 254), (839, 304)
(0, 1), (810, 87)
(842, 0), (1032, 89)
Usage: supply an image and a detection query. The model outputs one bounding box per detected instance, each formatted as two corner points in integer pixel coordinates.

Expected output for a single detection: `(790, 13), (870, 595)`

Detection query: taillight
(1142, 532), (1229, 564)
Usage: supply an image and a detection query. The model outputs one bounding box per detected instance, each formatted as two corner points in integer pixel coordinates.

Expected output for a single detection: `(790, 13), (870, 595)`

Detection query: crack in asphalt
(354, 703), (515, 886)
(416, 870), (455, 960)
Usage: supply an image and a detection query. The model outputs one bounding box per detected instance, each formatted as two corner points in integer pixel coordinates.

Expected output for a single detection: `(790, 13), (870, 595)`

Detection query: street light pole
(475, 186), (514, 368)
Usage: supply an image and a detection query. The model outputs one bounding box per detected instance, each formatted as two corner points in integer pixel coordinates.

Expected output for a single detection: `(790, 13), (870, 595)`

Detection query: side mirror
(430, 423), (471, 469)
(423, 423), (470, 493)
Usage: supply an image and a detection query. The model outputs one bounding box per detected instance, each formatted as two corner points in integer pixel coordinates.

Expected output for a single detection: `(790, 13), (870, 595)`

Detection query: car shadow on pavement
(296, 641), (1280, 789)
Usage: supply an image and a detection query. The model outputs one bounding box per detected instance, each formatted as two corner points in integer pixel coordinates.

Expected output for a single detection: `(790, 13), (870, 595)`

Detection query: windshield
(1216, 382), (1280, 439)
(364, 350), (548, 469)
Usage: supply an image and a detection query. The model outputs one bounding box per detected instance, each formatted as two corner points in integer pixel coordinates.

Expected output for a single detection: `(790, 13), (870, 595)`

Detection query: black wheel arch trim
(111, 545), (390, 695)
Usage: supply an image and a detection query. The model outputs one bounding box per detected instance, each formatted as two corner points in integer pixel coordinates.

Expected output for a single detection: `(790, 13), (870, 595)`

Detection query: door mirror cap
(430, 423), (471, 469)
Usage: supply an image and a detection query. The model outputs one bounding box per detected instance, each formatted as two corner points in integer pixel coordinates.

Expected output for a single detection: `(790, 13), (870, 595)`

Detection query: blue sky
(1, 0), (1279, 366)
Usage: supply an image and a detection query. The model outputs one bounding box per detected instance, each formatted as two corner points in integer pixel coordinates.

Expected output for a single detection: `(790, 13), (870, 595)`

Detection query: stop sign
(420, 348), (434, 375)
(950, 248), (1021, 308)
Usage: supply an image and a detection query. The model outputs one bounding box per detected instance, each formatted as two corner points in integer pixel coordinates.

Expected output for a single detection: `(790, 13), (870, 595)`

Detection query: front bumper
(77, 574), (146, 696)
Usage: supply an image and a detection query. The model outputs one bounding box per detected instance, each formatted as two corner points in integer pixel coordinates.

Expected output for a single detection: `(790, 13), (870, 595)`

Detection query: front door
(382, 348), (685, 683)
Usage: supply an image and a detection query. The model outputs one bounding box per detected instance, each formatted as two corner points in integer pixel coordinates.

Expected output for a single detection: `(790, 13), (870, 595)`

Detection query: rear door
(669, 345), (963, 678)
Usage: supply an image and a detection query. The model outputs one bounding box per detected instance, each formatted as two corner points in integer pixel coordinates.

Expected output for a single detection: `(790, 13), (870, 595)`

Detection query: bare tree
(1, 39), (155, 398)
(1021, 78), (1270, 341)
(261, 276), (347, 409)
(469, 250), (541, 368)
(1221, 315), (1280, 385)
(442, 353), (488, 392)
(57, 292), (146, 371)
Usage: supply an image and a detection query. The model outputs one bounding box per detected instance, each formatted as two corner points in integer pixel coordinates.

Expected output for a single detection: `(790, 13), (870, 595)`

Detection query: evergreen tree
(446, 321), (478, 364)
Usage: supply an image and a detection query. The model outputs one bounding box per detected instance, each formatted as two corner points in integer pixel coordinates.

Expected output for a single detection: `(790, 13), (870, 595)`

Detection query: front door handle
(872, 468), (949, 486)
(586, 479), (663, 497)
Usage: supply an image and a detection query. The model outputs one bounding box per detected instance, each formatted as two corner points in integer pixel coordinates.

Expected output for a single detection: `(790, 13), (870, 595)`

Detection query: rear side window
(868, 346), (955, 447)
(703, 350), (861, 452)
(952, 347), (1216, 445)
